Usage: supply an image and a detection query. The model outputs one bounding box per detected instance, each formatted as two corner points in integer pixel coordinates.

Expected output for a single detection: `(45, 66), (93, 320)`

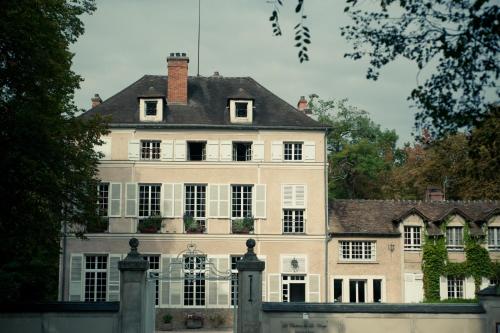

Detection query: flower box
(137, 215), (162, 233)
(231, 217), (254, 234)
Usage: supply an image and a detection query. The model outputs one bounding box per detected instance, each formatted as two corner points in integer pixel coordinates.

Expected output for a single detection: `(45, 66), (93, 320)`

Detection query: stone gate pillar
(236, 239), (265, 333)
(118, 238), (148, 333)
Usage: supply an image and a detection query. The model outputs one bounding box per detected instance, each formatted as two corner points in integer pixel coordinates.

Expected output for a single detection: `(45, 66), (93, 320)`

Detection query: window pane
(373, 279), (382, 303)
(334, 279), (343, 302)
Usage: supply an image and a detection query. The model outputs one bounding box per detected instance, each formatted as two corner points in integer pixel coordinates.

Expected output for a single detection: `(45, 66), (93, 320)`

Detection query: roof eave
(108, 123), (329, 131)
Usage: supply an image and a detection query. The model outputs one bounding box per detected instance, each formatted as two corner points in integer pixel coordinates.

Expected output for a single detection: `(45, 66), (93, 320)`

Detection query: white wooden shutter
(95, 137), (112, 160)
(282, 185), (294, 208)
(174, 140), (186, 161)
(218, 257), (230, 305)
(125, 183), (137, 217)
(308, 274), (320, 302)
(170, 258), (183, 305)
(208, 257), (219, 306)
(282, 185), (306, 209)
(303, 141), (316, 161)
(219, 185), (230, 218)
(128, 140), (140, 160)
(252, 141), (264, 161)
(173, 183), (183, 217)
(161, 140), (174, 161)
(160, 256), (171, 306)
(465, 277), (475, 299)
(262, 273), (266, 301)
(220, 141), (232, 161)
(163, 184), (174, 218)
(271, 141), (283, 161)
(109, 183), (121, 217)
(253, 184), (266, 218)
(439, 276), (448, 300)
(208, 184), (219, 217)
(69, 254), (83, 301)
(108, 254), (122, 301)
(268, 274), (281, 302)
(206, 140), (219, 161)
(295, 185), (306, 208)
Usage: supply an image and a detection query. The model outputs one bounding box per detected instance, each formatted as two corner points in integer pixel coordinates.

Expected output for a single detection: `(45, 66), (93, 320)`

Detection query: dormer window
(145, 101), (158, 116)
(229, 99), (253, 124)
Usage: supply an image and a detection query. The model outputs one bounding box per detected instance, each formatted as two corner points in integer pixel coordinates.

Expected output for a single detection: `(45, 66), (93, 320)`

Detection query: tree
(311, 97), (401, 199)
(0, 0), (106, 302)
(268, 0), (499, 136)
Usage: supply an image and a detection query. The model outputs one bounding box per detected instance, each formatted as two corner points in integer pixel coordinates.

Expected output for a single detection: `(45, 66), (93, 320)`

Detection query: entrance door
(290, 283), (306, 302)
(349, 280), (366, 303)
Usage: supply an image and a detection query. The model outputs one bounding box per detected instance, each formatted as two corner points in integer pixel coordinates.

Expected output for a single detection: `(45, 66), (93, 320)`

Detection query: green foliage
(0, 0), (106, 302)
(465, 232), (493, 292)
(86, 217), (109, 233)
(342, 0), (499, 136)
(231, 217), (255, 234)
(423, 298), (478, 304)
(422, 236), (447, 302)
(183, 214), (204, 233)
(138, 215), (162, 233)
(311, 96), (401, 199)
(162, 313), (173, 324)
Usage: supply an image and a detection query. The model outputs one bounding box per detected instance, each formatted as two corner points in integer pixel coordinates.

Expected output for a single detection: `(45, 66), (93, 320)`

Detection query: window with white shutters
(139, 184), (161, 217)
(184, 185), (206, 231)
(283, 209), (305, 233)
(84, 255), (107, 302)
(231, 255), (243, 306)
(447, 277), (464, 299)
(231, 185), (252, 218)
(283, 142), (303, 161)
(141, 140), (161, 160)
(183, 255), (206, 306)
(488, 227), (500, 250)
(143, 255), (160, 306)
(98, 183), (109, 216)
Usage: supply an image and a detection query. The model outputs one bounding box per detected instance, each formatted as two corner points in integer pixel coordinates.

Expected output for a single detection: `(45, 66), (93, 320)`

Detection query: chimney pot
(91, 93), (102, 108)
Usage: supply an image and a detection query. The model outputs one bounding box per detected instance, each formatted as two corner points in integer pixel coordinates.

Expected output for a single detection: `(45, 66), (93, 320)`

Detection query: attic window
(235, 102), (248, 118)
(145, 101), (157, 116)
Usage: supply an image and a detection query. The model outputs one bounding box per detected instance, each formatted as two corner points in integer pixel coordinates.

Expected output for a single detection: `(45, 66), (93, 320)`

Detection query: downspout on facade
(324, 128), (330, 302)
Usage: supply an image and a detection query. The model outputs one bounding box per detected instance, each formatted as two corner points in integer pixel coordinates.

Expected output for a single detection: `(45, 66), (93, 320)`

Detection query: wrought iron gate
(144, 243), (237, 332)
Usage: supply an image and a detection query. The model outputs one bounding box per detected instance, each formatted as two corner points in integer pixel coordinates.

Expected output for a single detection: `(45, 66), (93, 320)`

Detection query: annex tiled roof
(81, 75), (327, 130)
(329, 199), (499, 236)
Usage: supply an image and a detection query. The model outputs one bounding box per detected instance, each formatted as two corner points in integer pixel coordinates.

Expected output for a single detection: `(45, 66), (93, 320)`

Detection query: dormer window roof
(139, 86), (164, 122)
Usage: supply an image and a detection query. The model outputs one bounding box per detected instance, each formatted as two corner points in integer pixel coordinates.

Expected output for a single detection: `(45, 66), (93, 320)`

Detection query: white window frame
(84, 255), (108, 302)
(446, 227), (464, 250)
(145, 100), (158, 116)
(488, 227), (500, 251)
(97, 183), (109, 217)
(404, 226), (421, 250)
(138, 184), (161, 218)
(184, 184), (206, 232)
(183, 255), (206, 307)
(187, 141), (207, 161)
(283, 142), (303, 161)
(229, 99), (253, 123)
(230, 255), (243, 306)
(283, 209), (305, 234)
(339, 241), (376, 262)
(232, 142), (252, 161)
(231, 185), (253, 219)
(140, 140), (161, 160)
(143, 255), (160, 306)
(447, 276), (464, 299)
(281, 275), (306, 303)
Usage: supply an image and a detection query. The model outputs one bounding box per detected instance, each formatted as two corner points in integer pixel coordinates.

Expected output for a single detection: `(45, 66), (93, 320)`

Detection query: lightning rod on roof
(197, 0), (201, 77)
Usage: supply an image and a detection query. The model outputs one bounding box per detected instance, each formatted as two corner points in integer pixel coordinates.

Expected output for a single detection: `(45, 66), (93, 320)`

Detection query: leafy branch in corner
(269, 0), (282, 36)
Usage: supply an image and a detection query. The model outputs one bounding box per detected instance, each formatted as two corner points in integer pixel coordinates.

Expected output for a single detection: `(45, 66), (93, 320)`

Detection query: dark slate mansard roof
(81, 75), (327, 130)
(329, 199), (500, 237)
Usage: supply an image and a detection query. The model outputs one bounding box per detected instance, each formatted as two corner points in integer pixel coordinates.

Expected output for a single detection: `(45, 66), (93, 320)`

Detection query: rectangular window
(373, 279), (382, 303)
(141, 140), (161, 160)
(98, 183), (109, 216)
(339, 241), (376, 261)
(446, 227), (464, 250)
(283, 209), (305, 233)
(447, 277), (464, 299)
(138, 184), (161, 217)
(187, 141), (206, 161)
(184, 185), (206, 232)
(284, 142), (303, 161)
(84, 255), (107, 302)
(490, 278), (499, 285)
(231, 255), (243, 306)
(282, 275), (306, 302)
(183, 255), (206, 306)
(231, 185), (253, 218)
(145, 101), (158, 116)
(232, 142), (252, 161)
(333, 279), (343, 302)
(143, 255), (160, 306)
(235, 102), (248, 118)
(488, 227), (500, 250)
(349, 280), (366, 303)
(404, 226), (421, 250)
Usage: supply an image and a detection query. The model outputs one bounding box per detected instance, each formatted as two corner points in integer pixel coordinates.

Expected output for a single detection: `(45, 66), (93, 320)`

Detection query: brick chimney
(425, 186), (445, 201)
(297, 96), (307, 111)
(167, 52), (189, 105)
(91, 93), (102, 108)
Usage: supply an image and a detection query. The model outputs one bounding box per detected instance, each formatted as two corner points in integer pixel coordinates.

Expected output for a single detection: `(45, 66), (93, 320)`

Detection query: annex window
(490, 278), (499, 286)
(187, 141), (206, 161)
(235, 102), (248, 118)
(284, 142), (302, 161)
(145, 101), (158, 116)
(339, 241), (376, 261)
(232, 142), (252, 161)
(282, 275), (306, 302)
(141, 140), (161, 160)
(333, 279), (343, 302)
(98, 183), (109, 216)
(231, 255), (243, 306)
(184, 185), (206, 232)
(84, 255), (107, 302)
(183, 255), (206, 306)
(349, 280), (366, 303)
(446, 227), (464, 250)
(138, 184), (161, 218)
(488, 227), (500, 251)
(143, 255), (160, 306)
(373, 279), (382, 303)
(231, 185), (252, 218)
(447, 276), (464, 299)
(283, 209), (305, 233)
(404, 226), (421, 250)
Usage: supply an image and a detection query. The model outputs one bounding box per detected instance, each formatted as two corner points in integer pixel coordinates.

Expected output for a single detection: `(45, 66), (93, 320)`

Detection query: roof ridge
(331, 199), (500, 204)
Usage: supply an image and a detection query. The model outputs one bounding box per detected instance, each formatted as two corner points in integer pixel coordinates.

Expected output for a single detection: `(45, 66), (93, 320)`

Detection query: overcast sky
(71, 0), (422, 143)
